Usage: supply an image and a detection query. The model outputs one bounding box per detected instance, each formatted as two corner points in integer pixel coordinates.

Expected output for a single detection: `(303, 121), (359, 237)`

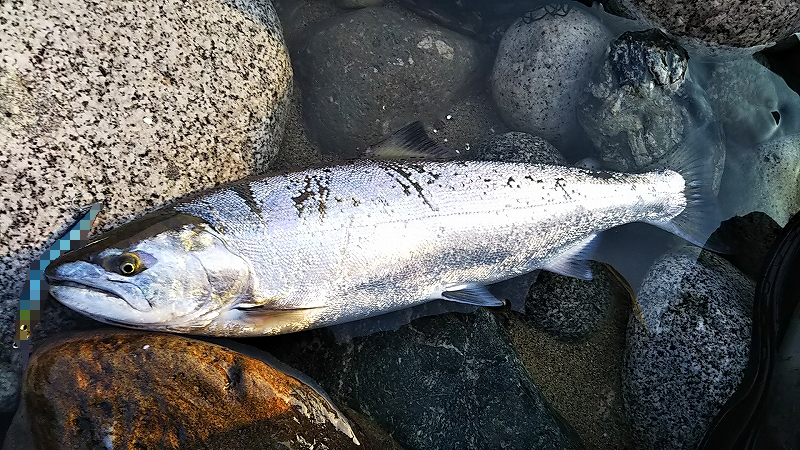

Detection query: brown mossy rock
(24, 330), (375, 450)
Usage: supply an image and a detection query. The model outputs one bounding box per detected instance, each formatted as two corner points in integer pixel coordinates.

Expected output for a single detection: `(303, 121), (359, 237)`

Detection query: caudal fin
(644, 123), (727, 252)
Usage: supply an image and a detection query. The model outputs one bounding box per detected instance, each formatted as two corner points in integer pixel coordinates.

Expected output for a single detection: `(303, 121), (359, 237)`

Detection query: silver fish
(46, 123), (719, 336)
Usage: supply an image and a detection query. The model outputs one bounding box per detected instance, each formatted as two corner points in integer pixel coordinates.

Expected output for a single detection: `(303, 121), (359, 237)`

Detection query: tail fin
(644, 123), (727, 252)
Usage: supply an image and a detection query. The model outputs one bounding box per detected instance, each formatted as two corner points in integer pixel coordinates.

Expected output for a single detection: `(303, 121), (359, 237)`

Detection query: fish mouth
(53, 280), (128, 302)
(48, 275), (151, 312)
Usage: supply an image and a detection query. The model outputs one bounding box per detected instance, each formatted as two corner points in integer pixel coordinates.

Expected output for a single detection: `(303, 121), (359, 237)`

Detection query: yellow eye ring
(117, 253), (142, 276)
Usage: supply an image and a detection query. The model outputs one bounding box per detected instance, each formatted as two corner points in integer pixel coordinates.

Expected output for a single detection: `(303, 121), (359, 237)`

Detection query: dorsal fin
(365, 121), (460, 160)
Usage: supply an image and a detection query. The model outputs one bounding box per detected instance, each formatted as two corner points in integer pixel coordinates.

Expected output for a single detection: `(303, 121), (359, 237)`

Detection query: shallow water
(4, 0), (800, 449)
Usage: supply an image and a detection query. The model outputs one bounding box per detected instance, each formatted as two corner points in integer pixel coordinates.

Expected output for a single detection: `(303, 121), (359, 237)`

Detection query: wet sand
(499, 288), (633, 450)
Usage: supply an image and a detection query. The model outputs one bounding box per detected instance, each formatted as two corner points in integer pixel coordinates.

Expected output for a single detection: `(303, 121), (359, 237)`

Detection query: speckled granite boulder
(491, 5), (611, 154)
(578, 29), (723, 191)
(296, 6), (486, 158)
(474, 132), (566, 165)
(266, 308), (584, 450)
(605, 0), (800, 58)
(523, 262), (614, 341)
(24, 331), (399, 450)
(720, 134), (800, 227)
(697, 57), (800, 149)
(623, 246), (754, 450)
(0, 0), (291, 411)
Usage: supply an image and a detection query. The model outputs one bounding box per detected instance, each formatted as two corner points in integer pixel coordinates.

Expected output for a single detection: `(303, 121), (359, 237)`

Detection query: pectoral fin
(440, 283), (505, 307)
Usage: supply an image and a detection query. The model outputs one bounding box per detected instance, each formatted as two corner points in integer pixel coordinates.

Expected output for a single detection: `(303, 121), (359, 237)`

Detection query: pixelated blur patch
(15, 203), (103, 344)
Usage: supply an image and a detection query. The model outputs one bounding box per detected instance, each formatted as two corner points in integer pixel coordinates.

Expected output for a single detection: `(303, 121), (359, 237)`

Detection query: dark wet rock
(24, 331), (381, 450)
(720, 134), (800, 227)
(2, 401), (32, 450)
(759, 36), (800, 96)
(491, 5), (610, 156)
(296, 7), (486, 158)
(605, 0), (800, 58)
(522, 262), (614, 341)
(474, 132), (566, 165)
(711, 212), (783, 281)
(0, 0), (292, 412)
(398, 0), (563, 41)
(623, 246), (754, 450)
(266, 307), (584, 450)
(336, 0), (383, 8)
(578, 29), (723, 190)
(697, 57), (800, 149)
(700, 209), (800, 448)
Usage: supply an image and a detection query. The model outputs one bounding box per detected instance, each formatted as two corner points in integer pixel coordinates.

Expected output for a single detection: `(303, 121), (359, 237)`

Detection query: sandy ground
(499, 286), (634, 450)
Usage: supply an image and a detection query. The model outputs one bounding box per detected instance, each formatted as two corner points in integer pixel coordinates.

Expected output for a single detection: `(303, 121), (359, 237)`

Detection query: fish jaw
(47, 260), (154, 323)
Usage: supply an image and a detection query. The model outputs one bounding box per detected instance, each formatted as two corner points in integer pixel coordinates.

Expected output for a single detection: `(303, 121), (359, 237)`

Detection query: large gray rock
(266, 308), (584, 450)
(623, 246), (754, 450)
(491, 5), (611, 155)
(720, 133), (800, 227)
(296, 6), (486, 158)
(0, 0), (291, 413)
(605, 0), (800, 59)
(578, 29), (723, 191)
(697, 57), (800, 149)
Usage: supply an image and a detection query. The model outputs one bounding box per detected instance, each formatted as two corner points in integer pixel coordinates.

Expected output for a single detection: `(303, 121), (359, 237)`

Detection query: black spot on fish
(554, 178), (571, 198)
(290, 173), (331, 218)
(230, 183), (262, 218)
(389, 163), (437, 210)
(507, 176), (516, 187)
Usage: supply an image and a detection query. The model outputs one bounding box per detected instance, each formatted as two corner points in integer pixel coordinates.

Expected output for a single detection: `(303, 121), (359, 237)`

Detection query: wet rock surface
(24, 331), (391, 450)
(522, 262), (614, 341)
(295, 6), (486, 158)
(720, 134), (800, 227)
(623, 246), (755, 450)
(0, 0), (292, 411)
(712, 212), (783, 280)
(491, 4), (610, 156)
(578, 29), (723, 189)
(698, 57), (800, 149)
(605, 0), (800, 57)
(266, 307), (584, 450)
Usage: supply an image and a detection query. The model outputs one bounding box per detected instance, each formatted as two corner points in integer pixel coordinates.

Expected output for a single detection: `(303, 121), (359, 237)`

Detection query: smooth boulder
(295, 6), (486, 158)
(491, 5), (611, 156)
(23, 331), (397, 449)
(623, 247), (754, 450)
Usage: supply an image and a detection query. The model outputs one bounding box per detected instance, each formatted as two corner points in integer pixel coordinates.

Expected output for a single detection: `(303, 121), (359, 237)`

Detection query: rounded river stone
(24, 331), (384, 450)
(623, 246), (754, 450)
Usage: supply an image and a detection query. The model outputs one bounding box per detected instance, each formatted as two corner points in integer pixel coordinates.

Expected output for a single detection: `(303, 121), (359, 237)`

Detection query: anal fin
(544, 233), (600, 280)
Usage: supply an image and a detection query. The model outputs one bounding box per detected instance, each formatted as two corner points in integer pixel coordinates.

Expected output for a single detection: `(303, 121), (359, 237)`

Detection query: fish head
(45, 211), (251, 331)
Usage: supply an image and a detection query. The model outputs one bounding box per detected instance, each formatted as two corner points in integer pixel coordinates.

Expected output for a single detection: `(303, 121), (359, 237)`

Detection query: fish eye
(116, 253), (143, 276)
